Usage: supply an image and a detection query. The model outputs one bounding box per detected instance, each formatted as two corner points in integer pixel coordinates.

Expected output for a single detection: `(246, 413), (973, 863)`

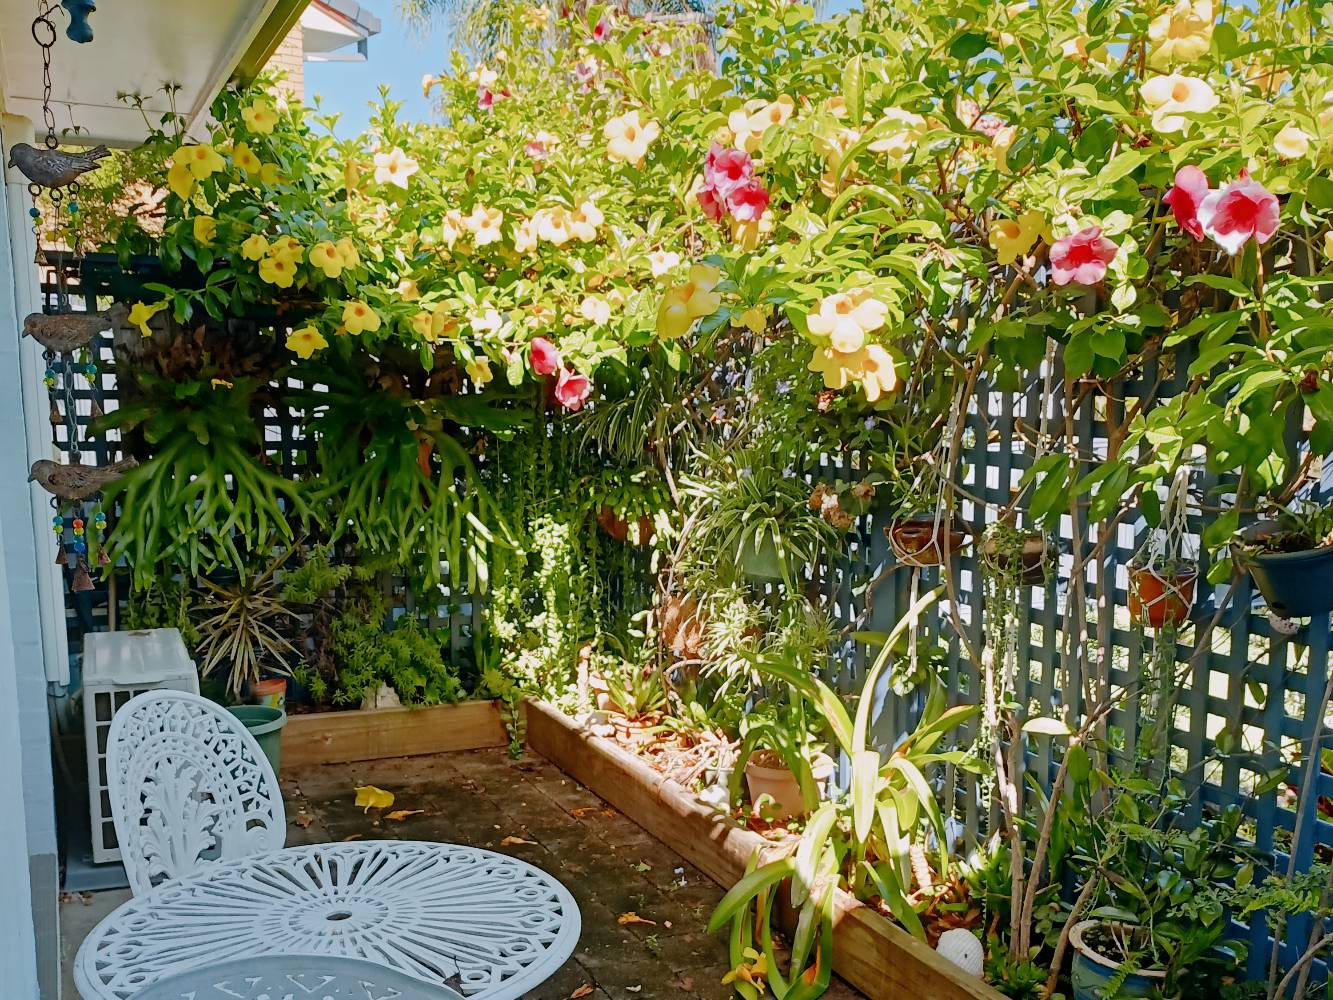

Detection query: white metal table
(133, 954), (465, 999)
(74, 841), (580, 1000)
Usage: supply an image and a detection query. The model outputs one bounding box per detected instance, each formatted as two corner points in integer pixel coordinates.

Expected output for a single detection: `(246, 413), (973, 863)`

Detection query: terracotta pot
(1128, 566), (1197, 628)
(887, 516), (968, 567)
(597, 505), (655, 545)
(744, 751), (834, 822)
(588, 671), (615, 712)
(249, 676), (287, 710)
(982, 533), (1050, 585)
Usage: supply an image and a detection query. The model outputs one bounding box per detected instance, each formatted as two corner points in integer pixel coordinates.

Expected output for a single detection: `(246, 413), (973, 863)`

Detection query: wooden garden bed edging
(523, 698), (1003, 1000)
(281, 700), (507, 769)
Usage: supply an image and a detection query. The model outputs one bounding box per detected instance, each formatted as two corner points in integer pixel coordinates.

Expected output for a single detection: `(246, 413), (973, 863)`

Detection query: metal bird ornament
(6, 142), (109, 188)
(29, 457), (137, 502)
(23, 311), (110, 353)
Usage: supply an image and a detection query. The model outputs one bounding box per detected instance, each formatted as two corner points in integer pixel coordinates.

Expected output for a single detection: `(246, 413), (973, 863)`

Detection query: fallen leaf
(500, 835), (538, 846)
(293, 813), (314, 828)
(569, 806), (596, 818)
(385, 809), (425, 822)
(342, 834), (363, 842)
(617, 912), (657, 927)
(354, 785), (395, 812)
(633, 862), (651, 873)
(569, 985), (594, 999)
(626, 987), (642, 994)
(664, 920), (673, 929)
(601, 809), (617, 818)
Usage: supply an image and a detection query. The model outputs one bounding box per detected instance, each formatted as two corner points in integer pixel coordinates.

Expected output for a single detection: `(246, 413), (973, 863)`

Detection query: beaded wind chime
(13, 0), (123, 594)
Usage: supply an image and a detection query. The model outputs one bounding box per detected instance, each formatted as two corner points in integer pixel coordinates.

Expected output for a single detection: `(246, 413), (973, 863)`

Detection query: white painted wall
(0, 114), (61, 999)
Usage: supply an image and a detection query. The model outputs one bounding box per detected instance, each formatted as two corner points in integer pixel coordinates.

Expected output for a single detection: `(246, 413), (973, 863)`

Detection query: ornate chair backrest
(107, 690), (286, 895)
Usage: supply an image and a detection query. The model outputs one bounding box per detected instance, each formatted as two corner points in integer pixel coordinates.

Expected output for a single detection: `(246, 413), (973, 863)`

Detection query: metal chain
(31, 0), (58, 149)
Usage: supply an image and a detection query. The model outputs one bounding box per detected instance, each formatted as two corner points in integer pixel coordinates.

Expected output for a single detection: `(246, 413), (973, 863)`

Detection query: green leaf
(707, 855), (797, 934)
(842, 54), (865, 124)
(851, 750), (879, 845)
(1023, 716), (1072, 737)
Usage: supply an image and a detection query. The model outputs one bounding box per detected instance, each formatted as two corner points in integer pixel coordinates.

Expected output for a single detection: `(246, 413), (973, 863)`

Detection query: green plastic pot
(228, 705), (287, 774)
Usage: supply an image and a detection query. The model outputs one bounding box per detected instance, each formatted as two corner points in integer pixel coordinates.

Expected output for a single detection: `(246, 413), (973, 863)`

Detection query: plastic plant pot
(744, 751), (834, 822)
(1069, 920), (1166, 1000)
(1237, 521), (1333, 618)
(227, 705), (287, 774)
(1128, 566), (1197, 629)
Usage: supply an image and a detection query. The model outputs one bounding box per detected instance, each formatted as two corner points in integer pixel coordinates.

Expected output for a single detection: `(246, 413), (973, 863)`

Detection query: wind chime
(11, 0), (129, 594)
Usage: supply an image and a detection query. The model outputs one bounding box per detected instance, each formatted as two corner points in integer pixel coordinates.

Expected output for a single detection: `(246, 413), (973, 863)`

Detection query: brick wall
(265, 22), (305, 100)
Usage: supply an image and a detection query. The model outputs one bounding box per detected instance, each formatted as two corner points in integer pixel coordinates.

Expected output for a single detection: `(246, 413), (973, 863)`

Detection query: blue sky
(306, 2), (858, 136)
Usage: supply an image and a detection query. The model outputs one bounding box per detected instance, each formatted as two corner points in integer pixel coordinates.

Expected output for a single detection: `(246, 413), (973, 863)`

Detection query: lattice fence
(39, 253), (1332, 984)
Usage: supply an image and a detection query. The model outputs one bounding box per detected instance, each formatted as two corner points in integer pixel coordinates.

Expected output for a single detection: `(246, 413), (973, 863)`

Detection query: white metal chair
(107, 689), (286, 894)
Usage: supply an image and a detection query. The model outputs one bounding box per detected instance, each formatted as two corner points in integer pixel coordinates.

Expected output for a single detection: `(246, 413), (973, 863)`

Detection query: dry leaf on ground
(354, 785), (395, 812)
(385, 809), (425, 822)
(293, 813), (314, 828)
(617, 912), (657, 926)
(342, 834), (363, 842)
(569, 807), (597, 818)
(569, 985), (594, 999)
(500, 835), (538, 846)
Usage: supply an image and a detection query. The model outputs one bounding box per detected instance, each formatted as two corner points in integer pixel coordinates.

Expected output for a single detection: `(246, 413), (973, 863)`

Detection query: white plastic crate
(82, 628), (199, 864)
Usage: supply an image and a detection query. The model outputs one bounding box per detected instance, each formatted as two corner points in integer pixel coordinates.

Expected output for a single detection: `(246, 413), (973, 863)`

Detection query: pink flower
(478, 88), (496, 110)
(529, 336), (560, 375)
(1196, 169), (1280, 256)
(593, 17), (609, 41)
(696, 183), (726, 221)
(1049, 226), (1118, 286)
(1162, 165), (1210, 241)
(704, 143), (754, 196)
(525, 140), (547, 160)
(554, 367), (591, 411)
(726, 179), (770, 222)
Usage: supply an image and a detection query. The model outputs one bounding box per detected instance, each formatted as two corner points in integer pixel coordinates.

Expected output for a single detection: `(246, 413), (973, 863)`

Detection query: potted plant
(1127, 562), (1197, 629)
(1234, 499), (1333, 618)
(682, 450), (841, 591)
(981, 523), (1051, 586)
(730, 697), (834, 822)
(1069, 920), (1168, 1000)
(888, 512), (969, 567)
(590, 469), (667, 547)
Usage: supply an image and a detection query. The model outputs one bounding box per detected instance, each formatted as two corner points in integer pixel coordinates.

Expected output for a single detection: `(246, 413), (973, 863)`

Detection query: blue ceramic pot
(1239, 521), (1333, 618)
(1069, 921), (1166, 1000)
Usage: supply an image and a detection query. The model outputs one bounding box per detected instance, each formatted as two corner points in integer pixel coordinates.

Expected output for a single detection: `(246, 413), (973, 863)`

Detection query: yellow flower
(604, 110), (661, 165)
(334, 238), (360, 269)
(127, 301), (166, 337)
(1274, 123), (1311, 160)
(731, 305), (769, 334)
(535, 207), (573, 246)
(258, 254), (297, 288)
(466, 206), (504, 246)
(867, 107), (927, 164)
(748, 95), (795, 134)
(421, 74), (438, 97)
(860, 344), (901, 402)
(260, 162), (281, 186)
(241, 101), (279, 134)
(411, 308), (455, 343)
(441, 210), (467, 250)
(1148, 0), (1213, 70)
(211, 378), (233, 389)
(1061, 35), (1089, 61)
(471, 308), (504, 335)
(232, 142), (262, 176)
(648, 250), (681, 277)
(373, 147), (419, 189)
(991, 125), (1017, 174)
(521, 4), (549, 30)
(342, 300), (382, 335)
(989, 210), (1047, 266)
(192, 216), (218, 246)
(166, 162), (194, 200)
(241, 234), (270, 261)
(825, 96), (848, 119)
(309, 241), (345, 279)
(514, 218), (539, 254)
(270, 235), (304, 260)
(172, 143), (224, 180)
(731, 212), (774, 251)
(1140, 74), (1219, 133)
(285, 325), (328, 359)
(728, 98), (771, 152)
(656, 265), (721, 340)
(807, 288), (889, 353)
(1325, 231), (1333, 259)
(570, 201), (603, 242)
(580, 295), (612, 326)
(466, 357), (494, 387)
(397, 278), (421, 301)
(808, 345), (864, 391)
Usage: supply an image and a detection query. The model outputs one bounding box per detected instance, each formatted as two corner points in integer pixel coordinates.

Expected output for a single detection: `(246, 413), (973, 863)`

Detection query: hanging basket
(981, 532), (1050, 585)
(1128, 564), (1197, 629)
(596, 505), (655, 546)
(886, 514), (968, 567)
